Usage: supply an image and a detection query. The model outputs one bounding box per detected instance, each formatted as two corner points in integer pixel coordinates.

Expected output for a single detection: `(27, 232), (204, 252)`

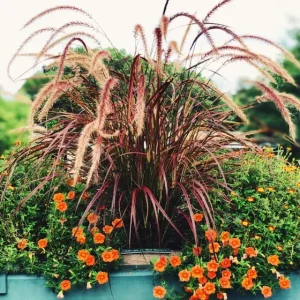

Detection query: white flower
(86, 282), (92, 289)
(57, 291), (64, 299)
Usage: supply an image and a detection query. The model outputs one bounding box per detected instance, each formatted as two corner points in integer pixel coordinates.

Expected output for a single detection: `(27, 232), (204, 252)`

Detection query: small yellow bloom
(267, 187), (275, 192)
(241, 220), (250, 227)
(284, 205), (289, 209)
(267, 153), (275, 158)
(14, 141), (21, 146)
(8, 185), (15, 191)
(0, 155), (5, 159)
(288, 189), (296, 194)
(231, 191), (237, 196)
(247, 197), (255, 202)
(296, 182), (300, 187)
(287, 147), (292, 151)
(290, 261), (294, 265)
(257, 187), (264, 193)
(254, 235), (261, 240)
(268, 226), (275, 232)
(264, 147), (273, 153)
(277, 245), (283, 251)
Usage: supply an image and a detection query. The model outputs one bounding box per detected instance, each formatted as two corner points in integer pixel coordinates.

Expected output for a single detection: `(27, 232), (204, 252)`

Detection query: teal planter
(0, 271), (299, 299)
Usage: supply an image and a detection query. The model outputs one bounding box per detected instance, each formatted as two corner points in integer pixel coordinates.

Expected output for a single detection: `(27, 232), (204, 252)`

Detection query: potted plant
(1, 1), (300, 299)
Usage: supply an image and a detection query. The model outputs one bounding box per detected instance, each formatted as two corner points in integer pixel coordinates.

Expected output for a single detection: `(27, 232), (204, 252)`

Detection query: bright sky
(1, 0), (300, 95)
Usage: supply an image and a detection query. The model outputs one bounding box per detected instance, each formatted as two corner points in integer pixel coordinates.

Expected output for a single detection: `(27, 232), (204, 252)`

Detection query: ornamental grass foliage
(1, 0), (300, 298)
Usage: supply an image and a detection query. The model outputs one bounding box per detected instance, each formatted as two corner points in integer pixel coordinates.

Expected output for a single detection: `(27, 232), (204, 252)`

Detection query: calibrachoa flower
(191, 265), (204, 278)
(198, 276), (207, 285)
(220, 258), (231, 268)
(154, 260), (167, 272)
(203, 282), (216, 295)
(112, 218), (123, 228)
(111, 249), (119, 260)
(37, 238), (48, 249)
(101, 251), (113, 262)
(261, 286), (272, 298)
(153, 286), (166, 299)
(247, 197), (255, 202)
(60, 280), (71, 291)
(56, 201), (68, 212)
(87, 213), (98, 224)
(77, 249), (90, 262)
(241, 277), (254, 290)
(220, 231), (230, 244)
(222, 269), (231, 279)
(217, 293), (224, 299)
(207, 260), (219, 272)
(247, 268), (257, 279)
(72, 227), (83, 237)
(93, 233), (105, 244)
(195, 288), (207, 299)
(53, 193), (65, 202)
(169, 255), (181, 267)
(208, 242), (220, 253)
(103, 225), (113, 234)
(85, 254), (95, 266)
(205, 229), (217, 241)
(193, 213), (203, 222)
(279, 276), (291, 289)
(241, 220), (250, 227)
(245, 247), (258, 257)
(17, 238), (27, 250)
(82, 192), (90, 200)
(90, 227), (99, 234)
(268, 225), (275, 232)
(207, 271), (216, 279)
(76, 235), (86, 244)
(229, 237), (241, 249)
(178, 269), (191, 282)
(257, 187), (264, 193)
(219, 277), (231, 288)
(96, 272), (108, 284)
(267, 255), (280, 266)
(192, 246), (202, 256)
(288, 188), (296, 194)
(67, 191), (75, 200)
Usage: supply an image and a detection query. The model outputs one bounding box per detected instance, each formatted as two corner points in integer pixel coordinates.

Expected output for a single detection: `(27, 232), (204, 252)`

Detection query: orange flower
(277, 245), (283, 251)
(193, 213), (203, 222)
(53, 193), (65, 202)
(241, 277), (254, 290)
(154, 260), (166, 272)
(77, 249), (90, 262)
(219, 277), (231, 289)
(257, 187), (264, 193)
(184, 286), (194, 293)
(85, 254), (95, 266)
(220, 258), (231, 269)
(56, 201), (68, 212)
(288, 189), (296, 194)
(101, 251), (113, 263)
(103, 225), (113, 234)
(96, 272), (108, 284)
(59, 218), (67, 225)
(60, 280), (71, 291)
(254, 235), (261, 240)
(222, 269), (231, 279)
(207, 271), (216, 279)
(247, 268), (257, 279)
(209, 242), (220, 253)
(87, 213), (98, 224)
(205, 229), (217, 241)
(261, 286), (272, 298)
(267, 187), (275, 192)
(191, 265), (204, 278)
(111, 249), (119, 261)
(247, 197), (255, 202)
(268, 225), (275, 232)
(229, 237), (241, 249)
(67, 191), (75, 200)
(192, 246), (202, 256)
(66, 178), (75, 187)
(195, 288), (207, 300)
(206, 260), (219, 272)
(203, 282), (215, 295)
(17, 238), (27, 250)
(220, 231), (230, 244)
(189, 295), (198, 300)
(296, 182), (300, 187)
(241, 220), (250, 227)
(153, 286), (166, 299)
(37, 238), (48, 249)
(76, 235), (86, 244)
(93, 233), (105, 244)
(217, 293), (224, 299)
(159, 256), (167, 265)
(233, 248), (239, 256)
(267, 255), (280, 266)
(178, 270), (191, 282)
(112, 218), (123, 228)
(72, 227), (83, 237)
(90, 227), (99, 234)
(198, 276), (207, 285)
(245, 247), (258, 258)
(82, 192), (90, 200)
(279, 276), (291, 289)
(169, 256), (181, 267)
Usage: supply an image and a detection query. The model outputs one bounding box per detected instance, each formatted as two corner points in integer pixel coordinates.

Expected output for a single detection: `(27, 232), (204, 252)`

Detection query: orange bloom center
(60, 280), (71, 291)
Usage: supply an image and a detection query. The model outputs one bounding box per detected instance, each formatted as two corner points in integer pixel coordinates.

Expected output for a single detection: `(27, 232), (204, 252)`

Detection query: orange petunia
(195, 288), (207, 300)
(111, 249), (119, 261)
(206, 260), (219, 272)
(209, 242), (220, 253)
(154, 260), (166, 272)
(82, 192), (90, 200)
(77, 249), (90, 261)
(222, 269), (231, 279)
(56, 201), (68, 212)
(217, 293), (224, 299)
(101, 251), (113, 263)
(205, 229), (217, 241)
(198, 276), (207, 285)
(159, 256), (167, 265)
(37, 238), (48, 249)
(60, 280), (71, 291)
(66, 178), (76, 187)
(112, 218), (123, 228)
(87, 213), (98, 224)
(220, 231), (230, 244)
(93, 233), (105, 244)
(153, 286), (166, 299)
(247, 268), (257, 279)
(233, 248), (239, 256)
(90, 227), (99, 234)
(103, 225), (113, 234)
(241, 277), (254, 290)
(220, 258), (231, 269)
(247, 197), (255, 202)
(17, 238), (27, 250)
(53, 193), (65, 202)
(169, 255), (181, 267)
(85, 254), (95, 266)
(178, 270), (191, 282)
(76, 235), (86, 244)
(193, 213), (203, 222)
(192, 246), (202, 256)
(191, 265), (204, 278)
(189, 295), (198, 300)
(207, 271), (216, 279)
(279, 276), (291, 289)
(96, 271), (108, 284)
(72, 227), (83, 237)
(203, 282), (215, 295)
(219, 277), (231, 289)
(229, 237), (241, 249)
(267, 255), (280, 266)
(261, 286), (272, 298)
(67, 191), (75, 200)
(245, 247), (257, 258)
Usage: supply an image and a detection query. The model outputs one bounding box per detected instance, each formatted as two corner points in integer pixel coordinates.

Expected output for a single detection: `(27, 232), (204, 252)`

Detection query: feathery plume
(89, 50), (110, 74)
(160, 16), (169, 39)
(86, 139), (103, 185)
(203, 0), (234, 22)
(134, 24), (151, 61)
(154, 27), (163, 73)
(134, 75), (146, 137)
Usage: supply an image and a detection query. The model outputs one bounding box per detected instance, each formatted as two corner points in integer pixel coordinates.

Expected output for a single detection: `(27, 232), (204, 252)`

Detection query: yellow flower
(267, 153), (275, 158)
(296, 182), (300, 187)
(277, 245), (283, 251)
(254, 235), (261, 240)
(241, 220), (250, 227)
(284, 205), (289, 209)
(268, 226), (275, 232)
(288, 189), (296, 194)
(0, 155), (5, 159)
(247, 197), (255, 202)
(8, 185), (15, 191)
(264, 147), (272, 153)
(267, 187), (275, 192)
(287, 147), (292, 151)
(231, 191), (237, 196)
(257, 187), (264, 193)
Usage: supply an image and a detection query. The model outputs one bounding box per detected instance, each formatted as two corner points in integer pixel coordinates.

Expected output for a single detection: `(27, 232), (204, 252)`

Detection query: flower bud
(57, 291), (64, 299)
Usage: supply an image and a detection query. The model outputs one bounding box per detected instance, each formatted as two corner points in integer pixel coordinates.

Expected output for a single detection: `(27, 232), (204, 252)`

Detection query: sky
(1, 0), (300, 96)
